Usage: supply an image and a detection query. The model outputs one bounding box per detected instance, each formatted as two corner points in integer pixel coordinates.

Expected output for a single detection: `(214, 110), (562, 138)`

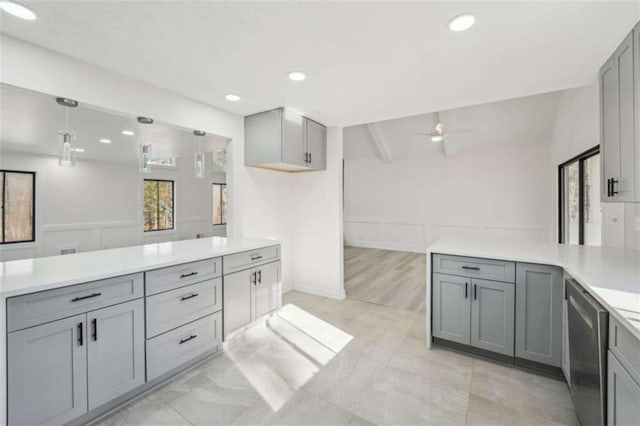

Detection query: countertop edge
(0, 239), (281, 299)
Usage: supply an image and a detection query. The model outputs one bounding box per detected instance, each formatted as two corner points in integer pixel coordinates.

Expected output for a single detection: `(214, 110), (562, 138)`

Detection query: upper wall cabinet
(245, 107), (327, 172)
(600, 24), (639, 202)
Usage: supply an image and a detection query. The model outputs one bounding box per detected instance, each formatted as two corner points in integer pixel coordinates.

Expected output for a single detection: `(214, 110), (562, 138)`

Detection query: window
(558, 146), (601, 246)
(212, 183), (227, 225)
(1, 170), (35, 244)
(143, 179), (174, 231)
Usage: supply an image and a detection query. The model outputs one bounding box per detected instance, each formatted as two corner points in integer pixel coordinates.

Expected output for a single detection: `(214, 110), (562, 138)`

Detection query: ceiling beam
(366, 123), (393, 163)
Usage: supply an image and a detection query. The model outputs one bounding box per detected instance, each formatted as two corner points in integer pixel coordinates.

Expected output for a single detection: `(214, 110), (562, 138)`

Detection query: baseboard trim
(292, 283), (346, 300)
(344, 240), (426, 254)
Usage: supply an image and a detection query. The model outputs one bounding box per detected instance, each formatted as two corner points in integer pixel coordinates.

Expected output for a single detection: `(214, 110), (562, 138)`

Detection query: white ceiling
(344, 90), (560, 159)
(0, 84), (227, 163)
(1, 1), (638, 126)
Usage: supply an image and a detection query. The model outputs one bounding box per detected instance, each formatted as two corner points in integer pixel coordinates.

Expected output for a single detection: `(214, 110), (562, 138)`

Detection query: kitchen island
(426, 237), (640, 425)
(0, 236), (281, 425)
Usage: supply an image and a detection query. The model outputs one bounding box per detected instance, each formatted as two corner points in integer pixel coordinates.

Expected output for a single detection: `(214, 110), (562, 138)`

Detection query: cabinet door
(87, 299), (145, 410)
(616, 32), (636, 201)
(562, 275), (571, 383)
(635, 23), (640, 202)
(253, 261), (281, 319)
(223, 268), (253, 337)
(305, 118), (327, 170)
(432, 273), (471, 345)
(8, 314), (87, 425)
(608, 351), (640, 426)
(471, 278), (515, 356)
(600, 54), (621, 201)
(282, 108), (307, 167)
(515, 263), (563, 366)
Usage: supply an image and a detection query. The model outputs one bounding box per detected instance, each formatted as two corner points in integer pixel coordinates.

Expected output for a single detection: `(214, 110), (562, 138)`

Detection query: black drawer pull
(92, 318), (97, 341)
(611, 178), (619, 195)
(465, 282), (468, 299)
(180, 272), (198, 279)
(461, 266), (480, 271)
(179, 334), (197, 344)
(251, 255), (263, 261)
(71, 292), (102, 302)
(180, 293), (199, 301)
(78, 322), (83, 346)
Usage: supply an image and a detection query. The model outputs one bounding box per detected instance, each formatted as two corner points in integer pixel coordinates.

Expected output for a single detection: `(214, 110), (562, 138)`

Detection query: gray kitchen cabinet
(223, 260), (282, 338)
(600, 30), (637, 202)
(608, 351), (640, 426)
(245, 107), (326, 172)
(305, 117), (327, 170)
(470, 278), (515, 356)
(432, 273), (471, 345)
(8, 314), (88, 425)
(253, 261), (281, 319)
(87, 299), (145, 410)
(515, 263), (563, 367)
(223, 268), (254, 338)
(562, 273), (571, 383)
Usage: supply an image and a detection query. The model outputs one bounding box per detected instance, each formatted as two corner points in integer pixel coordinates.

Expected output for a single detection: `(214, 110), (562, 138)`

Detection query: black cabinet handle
(71, 292), (102, 302)
(251, 255), (263, 261)
(180, 272), (198, 279)
(465, 282), (468, 299)
(462, 266), (480, 271)
(474, 284), (477, 300)
(611, 178), (619, 195)
(251, 271), (257, 285)
(179, 335), (197, 344)
(607, 178), (612, 197)
(78, 322), (84, 346)
(180, 293), (199, 301)
(258, 270), (262, 284)
(309, 152), (312, 163)
(92, 318), (97, 341)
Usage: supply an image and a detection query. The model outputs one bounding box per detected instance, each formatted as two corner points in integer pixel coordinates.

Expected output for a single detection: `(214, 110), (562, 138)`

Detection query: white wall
(344, 100), (555, 252)
(291, 127), (344, 298)
(549, 84), (640, 251)
(0, 34), (297, 288)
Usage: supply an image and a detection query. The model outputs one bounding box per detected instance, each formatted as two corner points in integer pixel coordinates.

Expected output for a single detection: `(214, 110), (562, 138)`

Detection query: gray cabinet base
(68, 347), (220, 426)
(432, 337), (563, 379)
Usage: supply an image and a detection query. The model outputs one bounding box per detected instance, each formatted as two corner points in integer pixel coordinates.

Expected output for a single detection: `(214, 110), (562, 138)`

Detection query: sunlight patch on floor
(225, 303), (354, 412)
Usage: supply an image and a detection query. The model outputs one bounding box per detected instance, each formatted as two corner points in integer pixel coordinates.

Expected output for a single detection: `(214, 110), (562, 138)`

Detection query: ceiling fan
(403, 111), (445, 142)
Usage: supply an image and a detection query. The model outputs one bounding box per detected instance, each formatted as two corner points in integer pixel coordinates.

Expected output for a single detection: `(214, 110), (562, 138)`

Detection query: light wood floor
(344, 246), (426, 313)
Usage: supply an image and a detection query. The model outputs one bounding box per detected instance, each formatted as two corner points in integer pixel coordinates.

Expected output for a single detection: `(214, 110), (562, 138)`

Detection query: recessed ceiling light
(98, 138), (112, 144)
(0, 1), (36, 20)
(225, 94), (240, 102)
(72, 148), (85, 153)
(448, 13), (476, 32)
(122, 130), (135, 136)
(288, 71), (306, 81)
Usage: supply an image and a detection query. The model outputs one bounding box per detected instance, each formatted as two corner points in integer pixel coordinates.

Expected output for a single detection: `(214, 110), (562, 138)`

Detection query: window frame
(212, 183), (227, 226)
(558, 145), (600, 245)
(0, 169), (36, 245)
(143, 178), (175, 232)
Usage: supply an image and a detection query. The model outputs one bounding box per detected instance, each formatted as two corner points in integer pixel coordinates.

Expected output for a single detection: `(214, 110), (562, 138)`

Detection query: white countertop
(0, 237), (280, 298)
(427, 237), (640, 341)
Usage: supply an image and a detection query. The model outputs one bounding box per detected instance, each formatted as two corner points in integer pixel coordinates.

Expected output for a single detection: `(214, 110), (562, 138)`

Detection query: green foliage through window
(212, 183), (227, 225)
(144, 179), (174, 231)
(1, 170), (35, 244)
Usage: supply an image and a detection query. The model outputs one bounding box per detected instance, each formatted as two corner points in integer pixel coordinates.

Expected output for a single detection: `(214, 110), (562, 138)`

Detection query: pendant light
(56, 97), (78, 167)
(193, 130), (206, 179)
(138, 116), (154, 173)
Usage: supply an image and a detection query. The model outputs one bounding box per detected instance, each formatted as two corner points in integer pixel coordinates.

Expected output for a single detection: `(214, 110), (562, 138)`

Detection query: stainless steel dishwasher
(567, 278), (609, 426)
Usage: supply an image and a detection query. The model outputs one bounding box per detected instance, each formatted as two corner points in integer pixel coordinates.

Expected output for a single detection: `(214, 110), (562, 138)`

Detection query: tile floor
(96, 291), (578, 425)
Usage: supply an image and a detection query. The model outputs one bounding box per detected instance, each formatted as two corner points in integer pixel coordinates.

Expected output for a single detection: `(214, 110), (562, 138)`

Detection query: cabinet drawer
(610, 317), (640, 384)
(223, 245), (280, 274)
(145, 258), (221, 296)
(146, 312), (222, 381)
(146, 278), (222, 338)
(7, 273), (143, 332)
(432, 254), (515, 283)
